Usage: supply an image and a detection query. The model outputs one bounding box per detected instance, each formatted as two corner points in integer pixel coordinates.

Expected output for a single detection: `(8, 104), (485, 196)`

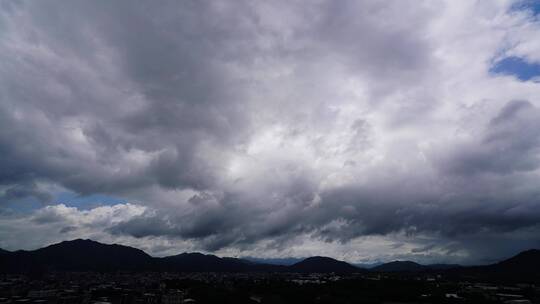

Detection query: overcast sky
(1, 0), (540, 265)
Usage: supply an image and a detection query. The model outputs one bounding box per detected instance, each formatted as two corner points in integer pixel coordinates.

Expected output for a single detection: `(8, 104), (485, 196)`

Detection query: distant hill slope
(0, 239), (283, 273)
(476, 249), (540, 280)
(446, 249), (540, 282)
(1, 239), (153, 272)
(0, 240), (537, 278)
(243, 257), (303, 266)
(490, 249), (540, 274)
(371, 261), (462, 272)
(289, 256), (361, 273)
(371, 261), (426, 272)
(158, 252), (283, 272)
(426, 263), (461, 270)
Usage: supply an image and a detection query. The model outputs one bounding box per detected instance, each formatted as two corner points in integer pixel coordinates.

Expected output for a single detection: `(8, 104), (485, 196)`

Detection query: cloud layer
(1, 0), (540, 264)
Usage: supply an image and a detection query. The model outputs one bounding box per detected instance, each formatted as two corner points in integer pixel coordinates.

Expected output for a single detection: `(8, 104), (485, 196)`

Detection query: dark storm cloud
(108, 185), (317, 251)
(0, 0), (256, 196)
(59, 226), (77, 234)
(111, 97), (540, 255)
(0, 0), (433, 197)
(443, 100), (540, 176)
(315, 1), (432, 79)
(1, 182), (52, 203)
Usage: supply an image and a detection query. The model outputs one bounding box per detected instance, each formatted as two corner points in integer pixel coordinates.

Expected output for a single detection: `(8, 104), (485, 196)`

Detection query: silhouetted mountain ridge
(426, 263), (462, 270)
(158, 252), (259, 272)
(480, 249), (540, 276)
(371, 261), (462, 272)
(0, 239), (285, 273)
(443, 249), (540, 282)
(372, 261), (426, 272)
(0, 240), (538, 278)
(1, 239), (152, 272)
(493, 249), (540, 271)
(243, 257), (303, 266)
(289, 256), (361, 273)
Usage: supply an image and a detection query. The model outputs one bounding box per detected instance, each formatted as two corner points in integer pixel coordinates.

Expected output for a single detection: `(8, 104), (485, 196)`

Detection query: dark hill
(1, 240), (538, 277)
(491, 249), (540, 273)
(478, 249), (540, 279)
(289, 256), (361, 273)
(372, 261), (426, 272)
(244, 257), (303, 266)
(160, 252), (251, 272)
(447, 249), (540, 282)
(1, 239), (153, 272)
(426, 263), (461, 270)
(0, 239), (282, 273)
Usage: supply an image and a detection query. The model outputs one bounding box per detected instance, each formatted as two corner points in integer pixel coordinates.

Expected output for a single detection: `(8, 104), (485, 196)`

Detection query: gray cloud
(442, 100), (540, 176)
(1, 182), (52, 203)
(0, 0), (255, 195)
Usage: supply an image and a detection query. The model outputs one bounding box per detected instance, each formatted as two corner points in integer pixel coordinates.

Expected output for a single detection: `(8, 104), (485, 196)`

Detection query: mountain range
(0, 239), (538, 280)
(371, 261), (462, 272)
(288, 256), (361, 273)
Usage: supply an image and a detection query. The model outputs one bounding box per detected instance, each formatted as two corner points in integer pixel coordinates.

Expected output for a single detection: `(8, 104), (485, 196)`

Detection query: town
(1, 271), (538, 304)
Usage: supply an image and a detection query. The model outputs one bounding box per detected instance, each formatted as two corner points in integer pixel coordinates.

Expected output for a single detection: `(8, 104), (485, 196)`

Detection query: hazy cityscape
(1, 271), (539, 304)
(1, 239), (539, 303)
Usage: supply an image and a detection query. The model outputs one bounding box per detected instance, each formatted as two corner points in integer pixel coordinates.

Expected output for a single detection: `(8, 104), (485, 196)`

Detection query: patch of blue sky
(490, 56), (540, 81)
(0, 197), (43, 214)
(54, 192), (126, 209)
(1, 192), (127, 214)
(510, 0), (540, 16)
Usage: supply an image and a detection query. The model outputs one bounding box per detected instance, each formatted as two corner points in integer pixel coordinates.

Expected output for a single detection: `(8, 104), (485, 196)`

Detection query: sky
(1, 0), (540, 265)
